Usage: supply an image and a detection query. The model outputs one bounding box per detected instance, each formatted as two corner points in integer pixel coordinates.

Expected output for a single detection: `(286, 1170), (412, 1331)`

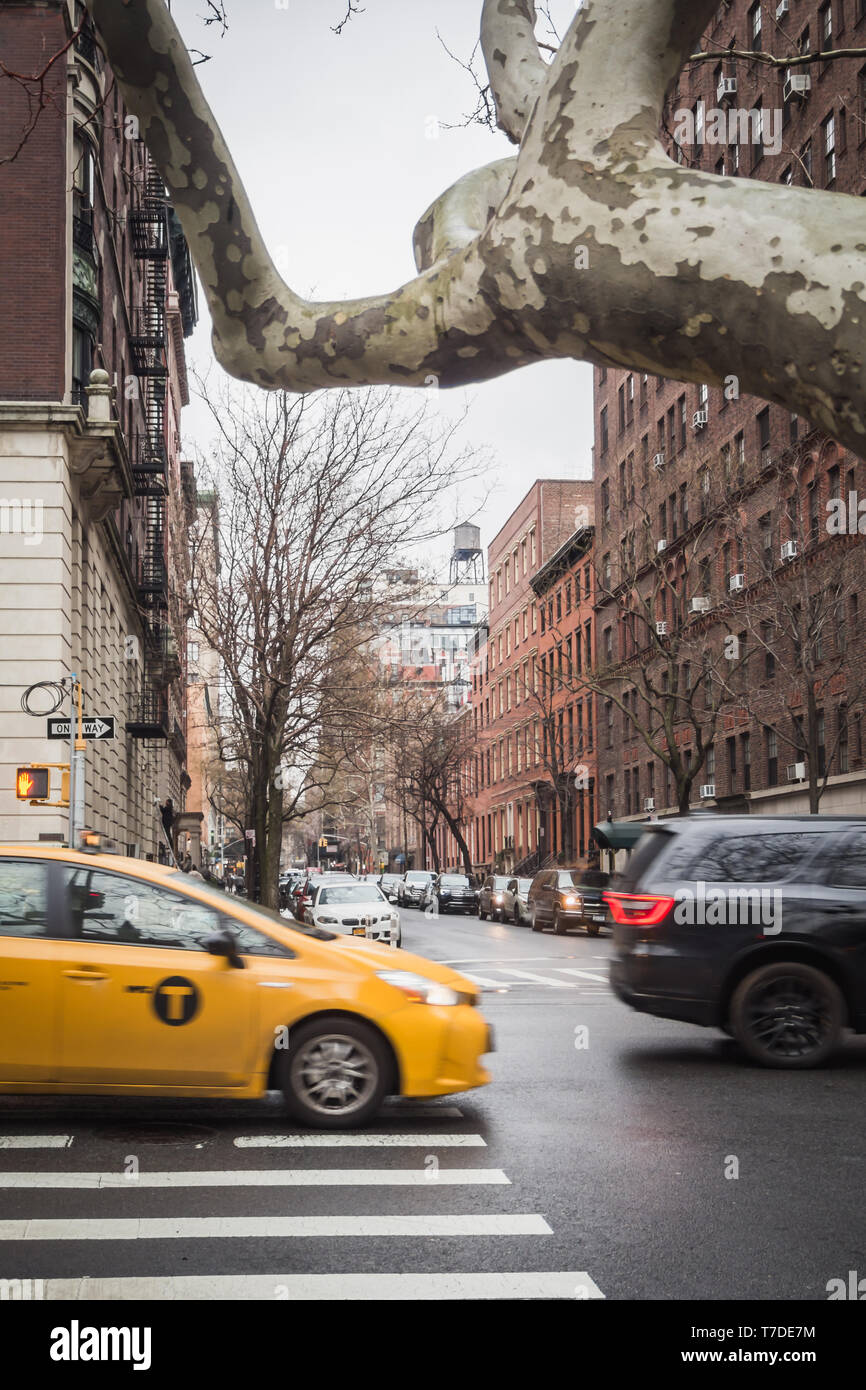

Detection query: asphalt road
(1, 905), (863, 1301)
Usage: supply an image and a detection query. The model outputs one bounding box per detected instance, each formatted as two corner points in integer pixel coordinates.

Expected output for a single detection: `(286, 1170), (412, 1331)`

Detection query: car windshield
(319, 885), (385, 905)
(405, 872), (431, 883)
(441, 876), (469, 886)
(518, 879), (533, 893)
(163, 873), (337, 941)
(557, 871), (578, 887)
(492, 877), (510, 888)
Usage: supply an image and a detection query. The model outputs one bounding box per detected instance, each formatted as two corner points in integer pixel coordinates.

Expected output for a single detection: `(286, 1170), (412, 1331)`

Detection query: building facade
(0, 2), (197, 853)
(593, 0), (866, 828)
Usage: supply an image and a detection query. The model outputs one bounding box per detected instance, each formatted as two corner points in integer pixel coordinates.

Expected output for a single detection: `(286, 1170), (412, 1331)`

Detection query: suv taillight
(603, 891), (674, 926)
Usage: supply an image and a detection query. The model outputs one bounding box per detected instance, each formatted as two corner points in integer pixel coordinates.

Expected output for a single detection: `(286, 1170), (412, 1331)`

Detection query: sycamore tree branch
(86, 0), (866, 454)
(688, 46), (866, 68)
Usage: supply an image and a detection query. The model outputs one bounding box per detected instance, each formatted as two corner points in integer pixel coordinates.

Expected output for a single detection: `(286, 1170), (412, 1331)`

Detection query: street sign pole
(67, 676), (77, 849)
(73, 678), (86, 842)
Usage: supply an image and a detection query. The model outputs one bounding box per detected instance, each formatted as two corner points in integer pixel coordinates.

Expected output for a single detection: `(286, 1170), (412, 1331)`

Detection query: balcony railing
(72, 212), (94, 257)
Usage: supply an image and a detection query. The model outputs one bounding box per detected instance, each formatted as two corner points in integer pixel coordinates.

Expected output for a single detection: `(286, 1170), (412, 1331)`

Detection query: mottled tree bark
(86, 0), (866, 455)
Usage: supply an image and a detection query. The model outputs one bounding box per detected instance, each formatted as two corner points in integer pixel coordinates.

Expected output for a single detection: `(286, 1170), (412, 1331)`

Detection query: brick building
(466, 479), (594, 875)
(593, 0), (866, 830)
(0, 2), (197, 852)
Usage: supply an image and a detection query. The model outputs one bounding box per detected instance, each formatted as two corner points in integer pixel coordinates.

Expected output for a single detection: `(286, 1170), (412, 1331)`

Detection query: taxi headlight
(377, 971), (459, 1006)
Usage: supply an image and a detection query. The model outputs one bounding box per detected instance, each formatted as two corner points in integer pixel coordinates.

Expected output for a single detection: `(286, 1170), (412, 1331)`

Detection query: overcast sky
(173, 0), (594, 578)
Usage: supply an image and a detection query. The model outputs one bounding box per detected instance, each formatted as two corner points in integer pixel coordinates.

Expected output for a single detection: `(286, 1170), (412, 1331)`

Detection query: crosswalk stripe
(495, 969), (575, 988)
(0, 1214), (553, 1240)
(0, 1136), (73, 1149)
(0, 1168), (510, 1189)
(553, 968), (609, 983)
(461, 972), (503, 987)
(385, 1105), (464, 1119)
(233, 1133), (486, 1148)
(43, 1271), (604, 1300)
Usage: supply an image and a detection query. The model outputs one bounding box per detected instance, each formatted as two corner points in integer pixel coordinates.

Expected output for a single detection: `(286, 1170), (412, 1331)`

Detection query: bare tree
(82, 0), (866, 453)
(188, 381), (479, 906)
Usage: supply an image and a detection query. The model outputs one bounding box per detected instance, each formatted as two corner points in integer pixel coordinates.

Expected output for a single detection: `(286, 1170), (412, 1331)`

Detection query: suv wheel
(553, 908), (567, 936)
(513, 905), (521, 926)
(479, 906), (487, 920)
(730, 962), (845, 1069)
(280, 1017), (391, 1128)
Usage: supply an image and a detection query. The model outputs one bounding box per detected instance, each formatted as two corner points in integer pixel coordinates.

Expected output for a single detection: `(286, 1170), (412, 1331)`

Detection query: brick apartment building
(462, 479), (594, 875)
(0, 2), (198, 853)
(592, 0), (866, 830)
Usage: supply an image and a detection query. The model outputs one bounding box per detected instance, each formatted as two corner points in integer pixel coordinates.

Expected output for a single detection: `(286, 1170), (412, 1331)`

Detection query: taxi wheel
(281, 1017), (392, 1129)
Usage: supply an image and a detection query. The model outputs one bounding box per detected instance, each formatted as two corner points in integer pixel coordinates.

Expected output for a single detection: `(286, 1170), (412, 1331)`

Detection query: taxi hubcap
(293, 1034), (377, 1114)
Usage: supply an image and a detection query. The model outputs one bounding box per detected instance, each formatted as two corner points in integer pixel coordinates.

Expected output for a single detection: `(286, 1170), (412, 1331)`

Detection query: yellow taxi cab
(0, 841), (492, 1128)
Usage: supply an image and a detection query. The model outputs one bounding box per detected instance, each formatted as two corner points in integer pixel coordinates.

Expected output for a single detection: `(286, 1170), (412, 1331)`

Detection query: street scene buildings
(1, 0), (866, 1323)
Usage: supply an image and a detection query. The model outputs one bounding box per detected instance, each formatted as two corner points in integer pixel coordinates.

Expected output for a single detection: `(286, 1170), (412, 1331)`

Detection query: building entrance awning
(592, 820), (649, 852)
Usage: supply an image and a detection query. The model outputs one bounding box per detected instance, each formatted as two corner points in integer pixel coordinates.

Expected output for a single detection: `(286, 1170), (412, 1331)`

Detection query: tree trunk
(806, 681), (821, 814)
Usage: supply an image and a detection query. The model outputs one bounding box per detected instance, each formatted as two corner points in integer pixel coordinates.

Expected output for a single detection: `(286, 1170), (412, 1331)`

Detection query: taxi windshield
(165, 874), (337, 941)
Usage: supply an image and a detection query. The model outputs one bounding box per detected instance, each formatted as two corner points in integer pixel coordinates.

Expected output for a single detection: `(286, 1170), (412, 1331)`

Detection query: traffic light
(16, 767), (50, 801)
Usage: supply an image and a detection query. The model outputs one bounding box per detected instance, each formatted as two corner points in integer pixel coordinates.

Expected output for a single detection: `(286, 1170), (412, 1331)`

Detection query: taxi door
(55, 865), (256, 1087)
(0, 857), (59, 1082)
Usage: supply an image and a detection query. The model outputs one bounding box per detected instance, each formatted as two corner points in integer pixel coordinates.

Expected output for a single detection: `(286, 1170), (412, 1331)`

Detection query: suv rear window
(648, 830), (821, 884)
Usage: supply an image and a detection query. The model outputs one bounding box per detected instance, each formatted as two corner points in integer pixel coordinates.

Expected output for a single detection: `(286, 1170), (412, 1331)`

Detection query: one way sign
(47, 716), (115, 741)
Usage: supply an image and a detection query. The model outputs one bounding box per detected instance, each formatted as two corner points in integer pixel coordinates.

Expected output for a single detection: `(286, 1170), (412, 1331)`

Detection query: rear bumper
(610, 958), (715, 1027)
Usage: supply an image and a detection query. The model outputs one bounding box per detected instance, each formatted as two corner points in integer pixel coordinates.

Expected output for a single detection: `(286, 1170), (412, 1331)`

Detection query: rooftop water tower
(449, 523), (484, 586)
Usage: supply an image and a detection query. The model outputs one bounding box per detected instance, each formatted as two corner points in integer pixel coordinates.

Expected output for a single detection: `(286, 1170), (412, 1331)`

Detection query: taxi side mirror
(205, 931), (245, 969)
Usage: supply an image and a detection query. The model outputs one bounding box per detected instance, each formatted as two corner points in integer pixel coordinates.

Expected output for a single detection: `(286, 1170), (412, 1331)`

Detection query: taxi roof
(0, 846), (181, 882)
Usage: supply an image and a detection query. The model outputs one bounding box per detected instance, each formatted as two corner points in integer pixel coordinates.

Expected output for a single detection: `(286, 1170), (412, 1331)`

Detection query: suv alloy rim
(745, 975), (831, 1059)
(291, 1033), (378, 1115)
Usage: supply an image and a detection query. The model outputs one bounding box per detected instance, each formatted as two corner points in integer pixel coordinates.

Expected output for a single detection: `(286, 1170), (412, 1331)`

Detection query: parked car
(378, 873), (402, 903)
(422, 873), (477, 915)
(0, 841), (491, 1127)
(307, 879), (402, 947)
(501, 877), (534, 925)
(477, 875), (512, 921)
(608, 814), (866, 1068)
(528, 868), (608, 935)
(397, 870), (434, 908)
(293, 871), (353, 923)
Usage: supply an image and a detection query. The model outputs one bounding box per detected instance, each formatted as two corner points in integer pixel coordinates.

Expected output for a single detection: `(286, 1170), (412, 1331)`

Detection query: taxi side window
(219, 917), (294, 958)
(0, 860), (49, 938)
(65, 869), (222, 950)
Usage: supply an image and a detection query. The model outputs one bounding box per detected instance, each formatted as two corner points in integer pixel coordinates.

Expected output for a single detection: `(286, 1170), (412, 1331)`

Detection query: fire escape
(125, 161), (180, 741)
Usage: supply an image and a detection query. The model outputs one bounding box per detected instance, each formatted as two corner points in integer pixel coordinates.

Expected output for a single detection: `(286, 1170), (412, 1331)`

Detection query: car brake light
(603, 891), (674, 926)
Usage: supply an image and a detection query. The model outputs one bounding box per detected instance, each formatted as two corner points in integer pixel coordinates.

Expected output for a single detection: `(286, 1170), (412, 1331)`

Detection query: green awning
(592, 820), (650, 851)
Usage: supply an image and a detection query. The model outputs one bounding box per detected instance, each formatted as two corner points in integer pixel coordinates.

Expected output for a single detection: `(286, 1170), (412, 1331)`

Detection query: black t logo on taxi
(153, 976), (199, 1026)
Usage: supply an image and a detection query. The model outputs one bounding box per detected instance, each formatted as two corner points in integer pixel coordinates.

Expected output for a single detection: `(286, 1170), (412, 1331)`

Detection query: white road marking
(495, 969), (575, 988)
(0, 1214), (553, 1240)
(233, 1133), (486, 1148)
(0, 1135), (73, 1149)
(44, 1271), (604, 1300)
(461, 972), (503, 987)
(0, 1168), (509, 1189)
(385, 1105), (464, 1119)
(553, 968), (609, 983)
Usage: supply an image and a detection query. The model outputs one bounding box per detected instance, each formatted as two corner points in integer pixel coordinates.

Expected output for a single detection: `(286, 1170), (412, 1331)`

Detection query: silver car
(501, 877), (534, 926)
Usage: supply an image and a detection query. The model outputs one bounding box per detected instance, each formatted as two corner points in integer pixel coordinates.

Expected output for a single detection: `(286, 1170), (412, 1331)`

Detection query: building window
(750, 1), (762, 51)
(600, 406), (609, 454)
(823, 113), (836, 184)
(767, 727), (779, 786)
(601, 478), (610, 527)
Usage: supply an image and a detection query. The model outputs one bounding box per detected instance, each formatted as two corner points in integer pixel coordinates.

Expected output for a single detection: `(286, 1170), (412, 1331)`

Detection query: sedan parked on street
(397, 870), (434, 908)
(307, 880), (401, 947)
(422, 873), (477, 915)
(609, 814), (866, 1068)
(528, 869), (608, 935)
(378, 873), (402, 903)
(501, 877), (534, 925)
(477, 875), (512, 921)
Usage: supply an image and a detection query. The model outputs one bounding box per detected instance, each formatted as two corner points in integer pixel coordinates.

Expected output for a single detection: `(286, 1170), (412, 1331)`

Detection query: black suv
(609, 814), (866, 1068)
(528, 868), (609, 935)
(423, 873), (476, 915)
